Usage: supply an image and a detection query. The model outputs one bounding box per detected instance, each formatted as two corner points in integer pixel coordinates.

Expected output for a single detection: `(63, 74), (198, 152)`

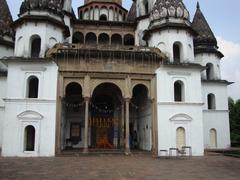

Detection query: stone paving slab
(0, 154), (240, 180)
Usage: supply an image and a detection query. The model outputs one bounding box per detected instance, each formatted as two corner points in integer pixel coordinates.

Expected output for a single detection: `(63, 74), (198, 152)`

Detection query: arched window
(207, 93), (216, 110)
(85, 32), (97, 45)
(124, 34), (135, 46)
(111, 34), (122, 45)
(24, 125), (35, 151)
(27, 76), (39, 98)
(79, 11), (83, 19)
(144, 0), (149, 14)
(98, 33), (110, 45)
(206, 63), (214, 80)
(30, 35), (41, 58)
(176, 127), (186, 149)
(174, 81), (184, 102)
(210, 128), (217, 148)
(99, 14), (107, 21)
(72, 32), (84, 44)
(65, 82), (83, 113)
(173, 42), (182, 63)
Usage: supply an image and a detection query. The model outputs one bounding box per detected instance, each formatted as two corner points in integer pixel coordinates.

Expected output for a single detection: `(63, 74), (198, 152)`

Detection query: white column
(125, 98), (130, 154)
(83, 97), (90, 153)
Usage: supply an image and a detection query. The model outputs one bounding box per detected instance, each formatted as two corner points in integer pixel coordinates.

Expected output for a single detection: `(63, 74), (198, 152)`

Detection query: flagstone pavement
(0, 154), (239, 180)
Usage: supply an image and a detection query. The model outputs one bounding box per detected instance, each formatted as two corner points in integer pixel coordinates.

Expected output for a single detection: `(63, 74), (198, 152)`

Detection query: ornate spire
(192, 2), (223, 58)
(192, 2), (217, 47)
(0, 0), (14, 38)
(127, 0), (136, 22)
(196, 1), (200, 9)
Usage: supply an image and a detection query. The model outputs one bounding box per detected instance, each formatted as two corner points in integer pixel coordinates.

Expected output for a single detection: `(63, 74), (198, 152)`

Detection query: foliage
(228, 97), (240, 146)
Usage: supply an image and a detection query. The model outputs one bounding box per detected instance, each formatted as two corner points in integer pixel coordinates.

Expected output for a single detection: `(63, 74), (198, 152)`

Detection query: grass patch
(224, 150), (240, 158)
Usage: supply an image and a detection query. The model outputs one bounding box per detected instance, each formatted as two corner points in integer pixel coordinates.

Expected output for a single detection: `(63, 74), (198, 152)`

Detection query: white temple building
(0, 0), (231, 157)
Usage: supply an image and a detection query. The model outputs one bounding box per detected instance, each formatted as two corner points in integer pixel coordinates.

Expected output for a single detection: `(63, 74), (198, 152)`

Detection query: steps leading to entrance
(57, 149), (152, 157)
(58, 149), (125, 157)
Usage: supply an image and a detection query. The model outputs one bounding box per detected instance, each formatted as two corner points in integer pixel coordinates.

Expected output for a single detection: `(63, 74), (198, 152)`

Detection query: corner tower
(192, 3), (231, 149)
(144, 0), (195, 63)
(13, 0), (70, 58)
(192, 2), (223, 80)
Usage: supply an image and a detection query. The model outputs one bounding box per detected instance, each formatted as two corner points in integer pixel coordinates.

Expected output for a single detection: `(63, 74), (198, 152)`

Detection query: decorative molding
(17, 110), (44, 120)
(170, 113), (192, 121)
(3, 98), (56, 104)
(167, 71), (191, 76)
(203, 110), (229, 113)
(21, 67), (47, 72)
(158, 102), (204, 106)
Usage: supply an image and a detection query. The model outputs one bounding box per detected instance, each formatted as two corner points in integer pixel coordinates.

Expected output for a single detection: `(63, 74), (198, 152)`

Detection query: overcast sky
(6, 0), (240, 100)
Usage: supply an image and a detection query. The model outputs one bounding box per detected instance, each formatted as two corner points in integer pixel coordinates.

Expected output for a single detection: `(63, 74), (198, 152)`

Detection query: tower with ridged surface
(14, 0), (71, 58)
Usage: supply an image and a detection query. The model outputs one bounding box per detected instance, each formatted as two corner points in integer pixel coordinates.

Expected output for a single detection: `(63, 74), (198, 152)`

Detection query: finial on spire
(197, 2), (200, 9)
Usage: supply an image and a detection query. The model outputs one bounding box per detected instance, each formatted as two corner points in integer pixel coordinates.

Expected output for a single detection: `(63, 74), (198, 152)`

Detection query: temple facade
(0, 0), (231, 157)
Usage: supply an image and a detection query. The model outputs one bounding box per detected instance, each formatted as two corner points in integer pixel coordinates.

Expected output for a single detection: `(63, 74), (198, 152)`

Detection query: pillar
(125, 98), (130, 154)
(83, 97), (90, 153)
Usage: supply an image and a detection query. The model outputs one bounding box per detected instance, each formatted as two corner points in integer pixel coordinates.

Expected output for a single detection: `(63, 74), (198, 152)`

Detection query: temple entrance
(130, 84), (152, 151)
(61, 82), (85, 150)
(90, 83), (123, 149)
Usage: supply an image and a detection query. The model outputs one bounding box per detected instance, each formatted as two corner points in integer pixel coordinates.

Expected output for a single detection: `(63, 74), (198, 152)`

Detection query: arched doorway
(24, 125), (35, 151)
(210, 128), (217, 148)
(130, 84), (152, 151)
(90, 83), (123, 149)
(62, 82), (84, 149)
(176, 127), (186, 149)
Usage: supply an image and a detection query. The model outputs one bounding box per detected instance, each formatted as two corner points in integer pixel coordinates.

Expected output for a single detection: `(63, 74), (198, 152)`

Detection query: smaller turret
(192, 2), (223, 80)
(13, 0), (70, 58)
(144, 0), (195, 63)
(192, 2), (223, 58)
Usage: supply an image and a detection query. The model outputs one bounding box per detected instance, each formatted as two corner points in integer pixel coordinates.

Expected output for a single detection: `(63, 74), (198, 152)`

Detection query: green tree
(228, 97), (240, 146)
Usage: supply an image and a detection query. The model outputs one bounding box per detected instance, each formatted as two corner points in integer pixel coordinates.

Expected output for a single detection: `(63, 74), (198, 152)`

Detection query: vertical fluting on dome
(150, 0), (190, 22)
(0, 0), (14, 38)
(20, 0), (65, 16)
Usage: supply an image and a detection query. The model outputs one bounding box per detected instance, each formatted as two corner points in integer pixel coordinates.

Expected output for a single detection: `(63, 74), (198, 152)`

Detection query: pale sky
(6, 0), (240, 100)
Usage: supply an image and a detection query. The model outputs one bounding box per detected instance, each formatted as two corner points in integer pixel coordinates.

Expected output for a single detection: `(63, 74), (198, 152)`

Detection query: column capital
(124, 97), (131, 103)
(83, 97), (91, 102)
(149, 98), (156, 103)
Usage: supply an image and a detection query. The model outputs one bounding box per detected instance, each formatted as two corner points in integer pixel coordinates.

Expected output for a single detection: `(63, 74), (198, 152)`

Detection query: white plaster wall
(138, 100), (152, 151)
(157, 67), (202, 103)
(156, 67), (204, 156)
(0, 45), (14, 58)
(202, 82), (228, 110)
(202, 82), (230, 149)
(6, 61), (58, 99)
(1, 60), (58, 157)
(148, 29), (194, 63)
(0, 107), (4, 149)
(135, 18), (149, 46)
(203, 111), (230, 149)
(0, 77), (7, 149)
(14, 22), (64, 57)
(0, 42), (13, 149)
(195, 53), (221, 80)
(0, 77), (6, 107)
(2, 101), (57, 157)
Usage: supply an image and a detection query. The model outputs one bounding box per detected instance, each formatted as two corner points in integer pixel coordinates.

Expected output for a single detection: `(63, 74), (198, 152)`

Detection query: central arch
(90, 83), (123, 149)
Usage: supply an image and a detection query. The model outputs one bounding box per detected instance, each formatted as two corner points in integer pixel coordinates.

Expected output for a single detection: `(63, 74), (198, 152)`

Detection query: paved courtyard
(0, 154), (240, 180)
